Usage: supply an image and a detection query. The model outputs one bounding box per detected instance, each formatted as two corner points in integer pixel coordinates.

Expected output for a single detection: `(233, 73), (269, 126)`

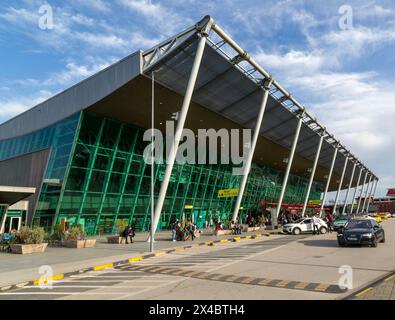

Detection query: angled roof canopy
(141, 15), (377, 185)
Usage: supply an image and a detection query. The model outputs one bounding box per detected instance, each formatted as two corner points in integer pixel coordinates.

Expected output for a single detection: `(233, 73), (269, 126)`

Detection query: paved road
(1, 219), (394, 300)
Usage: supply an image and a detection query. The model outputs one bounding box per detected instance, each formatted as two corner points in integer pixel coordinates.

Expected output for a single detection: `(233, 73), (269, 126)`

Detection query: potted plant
(107, 220), (128, 244)
(64, 224), (96, 249)
(10, 227), (48, 254)
(48, 224), (65, 247)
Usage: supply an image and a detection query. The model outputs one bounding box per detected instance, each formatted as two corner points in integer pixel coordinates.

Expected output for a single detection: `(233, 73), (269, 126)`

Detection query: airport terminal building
(0, 17), (378, 235)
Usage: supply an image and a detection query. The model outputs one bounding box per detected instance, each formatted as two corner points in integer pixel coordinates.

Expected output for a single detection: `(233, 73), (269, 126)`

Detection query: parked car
(333, 215), (351, 231)
(283, 218), (328, 235)
(337, 218), (385, 247)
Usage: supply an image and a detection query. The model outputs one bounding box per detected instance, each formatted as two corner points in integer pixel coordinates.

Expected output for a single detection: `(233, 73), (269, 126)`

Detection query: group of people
(122, 226), (136, 244)
(170, 220), (199, 242)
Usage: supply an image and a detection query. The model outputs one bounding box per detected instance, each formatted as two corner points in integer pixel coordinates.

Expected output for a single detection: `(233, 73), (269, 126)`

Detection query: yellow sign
(184, 205), (193, 210)
(218, 189), (239, 198)
(308, 200), (322, 205)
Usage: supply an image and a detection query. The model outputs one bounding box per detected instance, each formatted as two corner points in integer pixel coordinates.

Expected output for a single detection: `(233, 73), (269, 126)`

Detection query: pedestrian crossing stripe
(123, 265), (347, 294)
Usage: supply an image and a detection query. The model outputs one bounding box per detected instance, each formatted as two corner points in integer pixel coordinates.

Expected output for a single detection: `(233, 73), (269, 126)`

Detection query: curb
(0, 232), (277, 293)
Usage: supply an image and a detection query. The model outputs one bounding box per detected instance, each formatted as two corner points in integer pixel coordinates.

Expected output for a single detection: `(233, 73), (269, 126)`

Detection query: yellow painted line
(16, 282), (29, 288)
(34, 274), (65, 285)
(1, 286), (11, 291)
(224, 275), (239, 282)
(191, 244), (200, 248)
(175, 247), (185, 252)
(94, 263), (113, 271)
(206, 242), (215, 246)
(314, 283), (330, 292)
(275, 280), (290, 288)
(245, 236), (251, 239)
(258, 279), (273, 286)
(355, 287), (373, 297)
(129, 256), (143, 263)
(265, 233), (272, 237)
(256, 234), (262, 237)
(154, 252), (166, 257)
(240, 277), (255, 284)
(384, 274), (395, 282)
(220, 239), (229, 243)
(294, 282), (309, 290)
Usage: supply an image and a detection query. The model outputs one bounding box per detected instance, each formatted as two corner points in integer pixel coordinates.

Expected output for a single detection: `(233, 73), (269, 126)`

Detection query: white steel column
(356, 171), (368, 214)
(275, 115), (304, 219)
(364, 176), (375, 213)
(350, 167), (362, 214)
(361, 175), (372, 214)
(342, 162), (356, 214)
(301, 133), (325, 217)
(332, 156), (349, 214)
(0, 205), (9, 234)
(372, 178), (379, 200)
(231, 79), (273, 222)
(151, 31), (210, 235)
(319, 146), (338, 215)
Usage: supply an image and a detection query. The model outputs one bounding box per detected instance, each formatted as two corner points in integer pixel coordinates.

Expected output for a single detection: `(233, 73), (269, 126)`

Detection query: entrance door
(9, 217), (21, 232)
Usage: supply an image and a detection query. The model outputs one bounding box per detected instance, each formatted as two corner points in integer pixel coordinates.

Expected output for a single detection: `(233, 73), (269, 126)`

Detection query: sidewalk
(0, 228), (274, 288)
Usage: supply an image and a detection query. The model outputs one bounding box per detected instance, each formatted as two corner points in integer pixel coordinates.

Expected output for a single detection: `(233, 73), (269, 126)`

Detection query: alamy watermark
(142, 122), (252, 176)
(339, 4), (353, 30)
(338, 265), (353, 290)
(38, 4), (54, 30)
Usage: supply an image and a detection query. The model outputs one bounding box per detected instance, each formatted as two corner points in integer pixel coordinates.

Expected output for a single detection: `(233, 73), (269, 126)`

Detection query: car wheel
(293, 228), (301, 235)
(319, 227), (327, 234)
(371, 237), (378, 247)
(381, 232), (386, 243)
(338, 241), (346, 247)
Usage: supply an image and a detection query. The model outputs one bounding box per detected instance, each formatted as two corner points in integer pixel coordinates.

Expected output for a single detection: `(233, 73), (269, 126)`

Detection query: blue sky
(0, 0), (394, 199)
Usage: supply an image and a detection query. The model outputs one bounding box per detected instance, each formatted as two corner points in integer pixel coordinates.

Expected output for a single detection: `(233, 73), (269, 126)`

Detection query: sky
(0, 0), (394, 201)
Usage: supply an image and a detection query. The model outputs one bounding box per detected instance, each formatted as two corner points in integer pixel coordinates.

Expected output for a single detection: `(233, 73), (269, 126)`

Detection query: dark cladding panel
(0, 149), (51, 225)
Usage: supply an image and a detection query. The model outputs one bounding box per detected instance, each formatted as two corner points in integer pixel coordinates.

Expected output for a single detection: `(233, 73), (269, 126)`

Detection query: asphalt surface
(1, 219), (394, 300)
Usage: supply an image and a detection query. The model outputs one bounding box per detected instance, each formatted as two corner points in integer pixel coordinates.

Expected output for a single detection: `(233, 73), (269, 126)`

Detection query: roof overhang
(0, 186), (36, 206)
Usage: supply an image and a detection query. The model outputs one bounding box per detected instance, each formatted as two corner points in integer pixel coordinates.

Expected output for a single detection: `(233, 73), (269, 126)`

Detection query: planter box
(243, 226), (261, 232)
(107, 236), (126, 244)
(214, 230), (233, 236)
(65, 239), (96, 249)
(10, 243), (48, 255)
(84, 239), (96, 248)
(65, 240), (85, 249)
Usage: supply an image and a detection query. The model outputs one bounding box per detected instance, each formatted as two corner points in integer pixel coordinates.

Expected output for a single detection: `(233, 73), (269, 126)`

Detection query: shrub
(66, 225), (86, 241)
(50, 224), (65, 241)
(116, 220), (129, 236)
(18, 227), (45, 245)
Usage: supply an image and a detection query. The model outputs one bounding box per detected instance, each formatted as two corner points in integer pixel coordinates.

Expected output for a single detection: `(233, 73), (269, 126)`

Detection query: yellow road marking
(275, 280), (290, 288)
(294, 282), (309, 290)
(385, 274), (395, 282)
(175, 248), (185, 252)
(240, 277), (255, 284)
(220, 239), (229, 243)
(129, 256), (143, 263)
(258, 279), (273, 286)
(94, 263), (113, 271)
(245, 236), (251, 239)
(34, 274), (65, 285)
(355, 287), (373, 297)
(154, 252), (166, 257)
(315, 283), (330, 292)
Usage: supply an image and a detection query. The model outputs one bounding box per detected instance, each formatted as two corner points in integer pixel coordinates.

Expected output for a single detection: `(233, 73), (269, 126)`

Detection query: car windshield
(345, 220), (372, 230)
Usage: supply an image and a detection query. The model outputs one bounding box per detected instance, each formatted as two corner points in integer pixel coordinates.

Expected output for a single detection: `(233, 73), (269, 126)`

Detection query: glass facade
(1, 111), (323, 234)
(31, 111), (322, 235)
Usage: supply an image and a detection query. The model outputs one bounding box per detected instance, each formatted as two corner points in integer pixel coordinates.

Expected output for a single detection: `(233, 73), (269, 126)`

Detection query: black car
(337, 218), (385, 247)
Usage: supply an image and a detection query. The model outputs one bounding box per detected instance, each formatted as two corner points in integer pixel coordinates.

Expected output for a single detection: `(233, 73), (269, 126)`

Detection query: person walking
(312, 215), (320, 235)
(171, 220), (179, 242)
(326, 212), (334, 233)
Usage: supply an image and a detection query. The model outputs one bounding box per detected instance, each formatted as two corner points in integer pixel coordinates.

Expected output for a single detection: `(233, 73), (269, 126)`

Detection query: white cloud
(0, 90), (53, 119)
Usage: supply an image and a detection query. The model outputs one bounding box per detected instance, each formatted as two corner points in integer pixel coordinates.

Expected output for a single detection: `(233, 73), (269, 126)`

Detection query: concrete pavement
(0, 228), (268, 288)
(1, 219), (394, 300)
